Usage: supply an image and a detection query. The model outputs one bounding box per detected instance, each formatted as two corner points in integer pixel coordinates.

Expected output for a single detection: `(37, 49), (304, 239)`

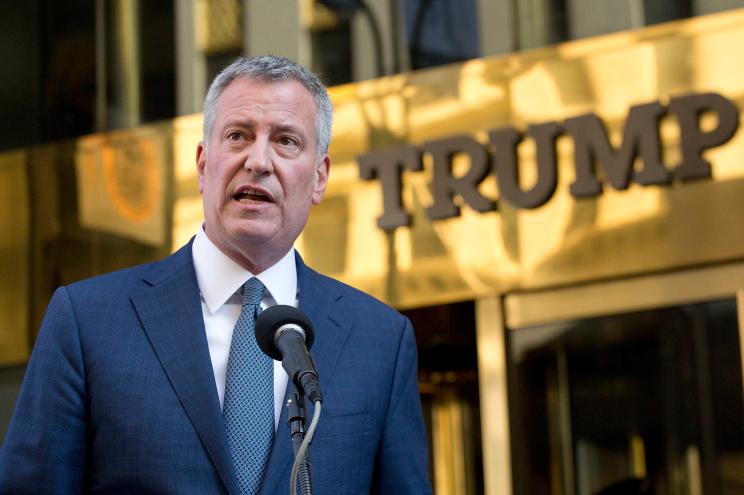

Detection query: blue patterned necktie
(223, 277), (273, 494)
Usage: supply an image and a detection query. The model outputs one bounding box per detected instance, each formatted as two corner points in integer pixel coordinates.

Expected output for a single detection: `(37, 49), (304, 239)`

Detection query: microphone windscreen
(254, 305), (315, 360)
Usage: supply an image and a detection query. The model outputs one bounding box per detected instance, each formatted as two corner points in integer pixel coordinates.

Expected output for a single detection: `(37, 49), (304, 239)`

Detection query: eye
(226, 131), (243, 141)
(277, 136), (299, 147)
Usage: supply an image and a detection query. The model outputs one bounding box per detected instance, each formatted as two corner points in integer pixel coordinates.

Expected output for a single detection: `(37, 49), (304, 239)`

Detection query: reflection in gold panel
(0, 135), (173, 366)
(172, 114), (204, 248)
(292, 9), (744, 309)
(430, 386), (478, 495)
(0, 151), (30, 364)
(76, 127), (170, 247)
(4, 9), (744, 364)
(475, 297), (512, 495)
(166, 9), (744, 309)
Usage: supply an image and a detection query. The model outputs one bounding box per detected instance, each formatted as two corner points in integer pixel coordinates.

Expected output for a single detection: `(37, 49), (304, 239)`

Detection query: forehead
(214, 78), (317, 128)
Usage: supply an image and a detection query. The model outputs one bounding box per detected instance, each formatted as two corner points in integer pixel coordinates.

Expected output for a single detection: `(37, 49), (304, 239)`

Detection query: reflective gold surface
(1, 4), (744, 407)
(0, 151), (30, 365)
(166, 9), (744, 310)
(475, 297), (512, 495)
(0, 139), (171, 365)
(299, 8), (744, 308)
(506, 259), (744, 328)
(75, 126), (170, 247)
(429, 387), (478, 494)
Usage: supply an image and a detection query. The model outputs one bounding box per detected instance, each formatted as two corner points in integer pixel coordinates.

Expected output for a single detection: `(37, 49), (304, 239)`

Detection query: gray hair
(202, 55), (333, 158)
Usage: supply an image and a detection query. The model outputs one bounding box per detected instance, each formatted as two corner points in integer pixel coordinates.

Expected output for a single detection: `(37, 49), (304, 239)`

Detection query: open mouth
(233, 188), (273, 203)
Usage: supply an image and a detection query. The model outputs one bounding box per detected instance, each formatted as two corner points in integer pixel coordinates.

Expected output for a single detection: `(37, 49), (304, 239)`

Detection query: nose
(243, 138), (273, 176)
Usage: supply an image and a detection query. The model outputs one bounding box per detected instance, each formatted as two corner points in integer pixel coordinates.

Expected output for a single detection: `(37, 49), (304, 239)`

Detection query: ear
(196, 141), (207, 193)
(311, 154), (331, 205)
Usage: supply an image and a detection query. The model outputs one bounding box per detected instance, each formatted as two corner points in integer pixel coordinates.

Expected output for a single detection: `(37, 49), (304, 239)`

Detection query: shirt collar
(192, 227), (297, 314)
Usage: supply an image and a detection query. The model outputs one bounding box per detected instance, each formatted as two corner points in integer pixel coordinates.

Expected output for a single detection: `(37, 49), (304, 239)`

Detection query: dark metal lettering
(669, 92), (740, 180)
(355, 92), (740, 231)
(358, 145), (422, 230)
(423, 135), (495, 220)
(566, 102), (669, 197)
(490, 122), (562, 209)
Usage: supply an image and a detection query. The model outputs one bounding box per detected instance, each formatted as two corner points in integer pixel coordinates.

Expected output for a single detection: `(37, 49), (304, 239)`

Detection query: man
(0, 56), (431, 494)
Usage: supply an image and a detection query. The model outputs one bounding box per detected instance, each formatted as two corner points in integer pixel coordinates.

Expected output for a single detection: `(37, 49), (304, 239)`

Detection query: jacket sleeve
(373, 316), (433, 494)
(0, 286), (88, 493)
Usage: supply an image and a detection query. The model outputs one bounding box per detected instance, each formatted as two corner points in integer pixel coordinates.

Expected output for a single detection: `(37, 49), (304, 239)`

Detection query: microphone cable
(289, 401), (322, 495)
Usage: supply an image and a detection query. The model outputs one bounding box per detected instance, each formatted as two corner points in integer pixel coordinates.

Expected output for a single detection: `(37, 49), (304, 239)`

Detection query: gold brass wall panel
(5, 10), (744, 363)
(162, 9), (744, 310)
(0, 151), (31, 365)
(0, 138), (172, 365)
(506, 260), (744, 329)
(475, 297), (512, 495)
(293, 8), (744, 309)
(75, 126), (171, 247)
(430, 387), (479, 495)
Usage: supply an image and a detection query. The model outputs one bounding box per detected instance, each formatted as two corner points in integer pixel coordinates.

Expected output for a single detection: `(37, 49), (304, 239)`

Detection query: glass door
(499, 263), (744, 495)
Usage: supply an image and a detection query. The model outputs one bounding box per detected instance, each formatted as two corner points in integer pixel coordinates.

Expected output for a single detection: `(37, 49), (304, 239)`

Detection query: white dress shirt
(192, 227), (294, 430)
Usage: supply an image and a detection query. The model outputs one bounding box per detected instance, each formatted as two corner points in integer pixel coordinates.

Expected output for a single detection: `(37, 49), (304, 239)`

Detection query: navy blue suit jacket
(0, 242), (431, 494)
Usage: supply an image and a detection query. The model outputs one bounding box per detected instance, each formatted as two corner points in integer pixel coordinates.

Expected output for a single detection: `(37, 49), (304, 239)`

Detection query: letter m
(565, 102), (669, 197)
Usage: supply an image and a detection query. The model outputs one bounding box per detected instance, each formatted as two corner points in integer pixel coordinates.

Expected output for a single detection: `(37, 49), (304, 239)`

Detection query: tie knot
(241, 277), (265, 307)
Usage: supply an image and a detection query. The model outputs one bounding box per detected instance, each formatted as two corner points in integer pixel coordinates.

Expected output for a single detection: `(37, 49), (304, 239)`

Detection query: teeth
(235, 190), (269, 202)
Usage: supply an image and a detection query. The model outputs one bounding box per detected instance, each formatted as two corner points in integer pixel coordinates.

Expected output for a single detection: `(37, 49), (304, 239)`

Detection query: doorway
(497, 262), (744, 495)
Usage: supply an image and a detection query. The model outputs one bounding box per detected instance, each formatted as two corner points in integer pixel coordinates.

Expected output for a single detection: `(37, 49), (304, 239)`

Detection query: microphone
(255, 305), (323, 403)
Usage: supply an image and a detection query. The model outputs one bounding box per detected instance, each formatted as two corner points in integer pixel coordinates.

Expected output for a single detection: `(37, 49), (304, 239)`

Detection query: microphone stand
(286, 389), (313, 495)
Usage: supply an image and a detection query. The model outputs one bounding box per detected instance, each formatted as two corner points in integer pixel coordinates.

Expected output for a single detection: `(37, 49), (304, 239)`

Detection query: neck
(203, 227), (289, 275)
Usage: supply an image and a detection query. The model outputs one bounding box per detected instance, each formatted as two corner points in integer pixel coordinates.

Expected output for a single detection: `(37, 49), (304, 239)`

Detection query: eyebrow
(271, 123), (306, 140)
(222, 120), (306, 137)
(222, 119), (256, 131)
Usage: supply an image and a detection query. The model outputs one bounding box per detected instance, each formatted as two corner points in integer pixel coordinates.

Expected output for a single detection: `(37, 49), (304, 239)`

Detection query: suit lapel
(259, 253), (354, 494)
(130, 243), (240, 495)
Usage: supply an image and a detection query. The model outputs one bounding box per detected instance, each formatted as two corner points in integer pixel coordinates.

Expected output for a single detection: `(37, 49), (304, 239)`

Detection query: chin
(230, 227), (274, 246)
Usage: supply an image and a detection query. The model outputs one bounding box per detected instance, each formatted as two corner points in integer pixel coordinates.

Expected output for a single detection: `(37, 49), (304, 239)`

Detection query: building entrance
(502, 264), (744, 495)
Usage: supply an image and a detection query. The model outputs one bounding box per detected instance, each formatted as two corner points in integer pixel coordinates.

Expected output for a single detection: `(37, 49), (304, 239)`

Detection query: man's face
(196, 78), (330, 272)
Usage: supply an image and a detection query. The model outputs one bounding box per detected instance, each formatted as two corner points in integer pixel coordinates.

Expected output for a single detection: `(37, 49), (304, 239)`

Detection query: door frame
(476, 259), (744, 495)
